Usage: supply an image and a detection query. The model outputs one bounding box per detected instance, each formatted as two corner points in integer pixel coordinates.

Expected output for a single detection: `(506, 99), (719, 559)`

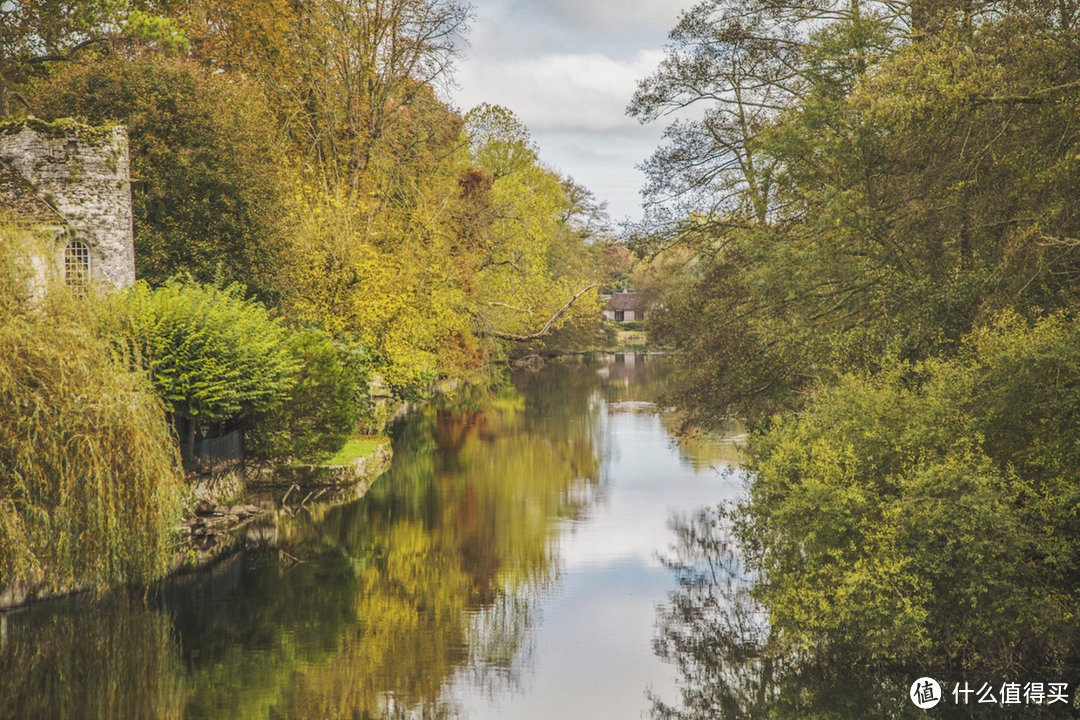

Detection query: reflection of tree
(269, 377), (604, 716)
(0, 594), (188, 720)
(658, 412), (746, 471)
(460, 584), (541, 696)
(174, 545), (361, 719)
(0, 360), (611, 720)
(651, 508), (773, 720)
(652, 511), (1079, 720)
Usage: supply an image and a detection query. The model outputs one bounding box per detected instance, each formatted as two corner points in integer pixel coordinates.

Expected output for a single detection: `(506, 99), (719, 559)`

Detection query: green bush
(116, 279), (298, 458)
(114, 281), (367, 465)
(248, 329), (368, 464)
(741, 312), (1080, 674)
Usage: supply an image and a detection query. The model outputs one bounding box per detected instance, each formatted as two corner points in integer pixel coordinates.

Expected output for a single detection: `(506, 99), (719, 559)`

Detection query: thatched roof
(607, 290), (646, 312)
(0, 160), (63, 225)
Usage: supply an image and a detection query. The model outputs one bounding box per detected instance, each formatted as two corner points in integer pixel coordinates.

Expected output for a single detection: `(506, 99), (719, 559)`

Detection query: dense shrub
(115, 280), (299, 457)
(247, 329), (368, 464)
(741, 312), (1080, 674)
(113, 280), (364, 464)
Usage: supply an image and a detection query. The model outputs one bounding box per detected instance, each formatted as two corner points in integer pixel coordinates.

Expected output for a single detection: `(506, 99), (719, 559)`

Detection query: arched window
(64, 240), (91, 293)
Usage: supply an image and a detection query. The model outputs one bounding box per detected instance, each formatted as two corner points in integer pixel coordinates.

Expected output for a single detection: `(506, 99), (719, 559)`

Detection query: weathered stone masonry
(0, 118), (135, 289)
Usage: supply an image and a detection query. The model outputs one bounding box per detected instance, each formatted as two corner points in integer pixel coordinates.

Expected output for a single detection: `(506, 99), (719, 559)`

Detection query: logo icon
(911, 677), (942, 709)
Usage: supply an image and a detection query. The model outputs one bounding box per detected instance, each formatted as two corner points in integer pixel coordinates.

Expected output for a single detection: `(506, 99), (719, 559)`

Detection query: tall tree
(0, 0), (185, 115)
(31, 54), (288, 302)
(462, 104), (601, 345)
(636, 0), (1080, 425)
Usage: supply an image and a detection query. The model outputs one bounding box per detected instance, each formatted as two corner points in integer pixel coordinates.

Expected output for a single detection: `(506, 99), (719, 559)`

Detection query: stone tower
(0, 118), (136, 289)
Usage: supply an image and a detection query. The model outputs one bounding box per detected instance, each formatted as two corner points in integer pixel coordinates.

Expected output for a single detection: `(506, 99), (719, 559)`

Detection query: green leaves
(741, 315), (1080, 673)
(247, 328), (366, 464)
(120, 279), (298, 426)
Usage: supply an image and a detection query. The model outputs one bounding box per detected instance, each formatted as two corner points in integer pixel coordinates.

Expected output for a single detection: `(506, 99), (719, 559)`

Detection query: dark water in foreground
(0, 356), (746, 719)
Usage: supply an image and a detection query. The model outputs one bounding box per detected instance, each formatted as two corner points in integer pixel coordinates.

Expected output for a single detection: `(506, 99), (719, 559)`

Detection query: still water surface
(0, 356), (744, 719)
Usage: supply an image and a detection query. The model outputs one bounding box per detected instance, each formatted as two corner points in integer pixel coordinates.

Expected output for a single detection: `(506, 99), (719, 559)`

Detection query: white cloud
(451, 0), (699, 221)
(478, 0), (696, 39)
(456, 49), (664, 132)
(519, 0), (694, 33)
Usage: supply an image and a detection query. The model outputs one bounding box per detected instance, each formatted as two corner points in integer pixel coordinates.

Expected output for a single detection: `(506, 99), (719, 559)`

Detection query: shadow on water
(0, 356), (675, 719)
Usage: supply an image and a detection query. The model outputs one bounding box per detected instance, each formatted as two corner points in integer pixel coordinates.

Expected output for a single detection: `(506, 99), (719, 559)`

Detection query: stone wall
(0, 119), (135, 288)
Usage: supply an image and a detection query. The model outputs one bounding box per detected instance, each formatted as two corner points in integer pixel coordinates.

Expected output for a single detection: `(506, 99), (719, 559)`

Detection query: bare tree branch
(482, 284), (598, 342)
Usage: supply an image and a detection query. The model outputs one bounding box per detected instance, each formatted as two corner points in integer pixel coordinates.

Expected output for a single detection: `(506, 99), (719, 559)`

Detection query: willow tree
(0, 230), (184, 594)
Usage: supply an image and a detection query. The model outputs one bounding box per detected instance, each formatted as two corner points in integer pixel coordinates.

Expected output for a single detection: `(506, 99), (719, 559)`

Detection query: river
(0, 355), (745, 719)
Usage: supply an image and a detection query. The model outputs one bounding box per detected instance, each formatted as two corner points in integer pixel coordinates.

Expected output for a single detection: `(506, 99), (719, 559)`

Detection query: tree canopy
(11, 0), (615, 399)
(633, 0), (1080, 699)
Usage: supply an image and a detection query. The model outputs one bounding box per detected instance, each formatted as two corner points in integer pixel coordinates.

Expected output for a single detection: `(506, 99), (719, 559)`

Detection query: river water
(0, 356), (745, 719)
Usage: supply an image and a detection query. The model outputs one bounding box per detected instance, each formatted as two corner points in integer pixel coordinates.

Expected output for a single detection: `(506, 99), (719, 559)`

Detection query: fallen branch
(282, 483), (300, 504)
(480, 257), (525, 272)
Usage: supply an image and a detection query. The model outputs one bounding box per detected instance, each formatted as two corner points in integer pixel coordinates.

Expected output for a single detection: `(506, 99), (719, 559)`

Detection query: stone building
(0, 118), (135, 291)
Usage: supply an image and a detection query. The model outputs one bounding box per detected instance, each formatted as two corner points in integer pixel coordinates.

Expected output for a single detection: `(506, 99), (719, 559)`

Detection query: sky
(449, 0), (698, 224)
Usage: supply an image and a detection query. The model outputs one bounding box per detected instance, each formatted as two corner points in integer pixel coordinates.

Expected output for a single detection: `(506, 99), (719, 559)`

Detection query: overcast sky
(449, 0), (697, 224)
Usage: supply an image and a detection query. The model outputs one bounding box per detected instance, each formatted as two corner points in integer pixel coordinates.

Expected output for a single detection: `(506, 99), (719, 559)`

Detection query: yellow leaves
(856, 33), (994, 129)
(280, 185), (473, 390)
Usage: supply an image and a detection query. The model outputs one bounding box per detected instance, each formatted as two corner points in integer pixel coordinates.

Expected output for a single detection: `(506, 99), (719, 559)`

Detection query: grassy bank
(322, 435), (390, 466)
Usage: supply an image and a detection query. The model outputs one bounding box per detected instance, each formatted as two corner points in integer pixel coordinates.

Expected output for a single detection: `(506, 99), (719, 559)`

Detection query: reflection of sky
(451, 389), (747, 718)
(559, 411), (744, 573)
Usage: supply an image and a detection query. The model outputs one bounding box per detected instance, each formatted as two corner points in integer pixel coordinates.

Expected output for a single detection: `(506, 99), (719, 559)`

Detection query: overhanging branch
(481, 284), (598, 342)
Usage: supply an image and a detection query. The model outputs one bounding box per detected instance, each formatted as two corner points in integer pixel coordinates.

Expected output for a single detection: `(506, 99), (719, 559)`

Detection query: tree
(636, 0), (1080, 426)
(30, 54), (288, 302)
(0, 0), (186, 115)
(0, 227), (184, 593)
(168, 0), (471, 189)
(740, 313), (1080, 674)
(461, 104), (602, 345)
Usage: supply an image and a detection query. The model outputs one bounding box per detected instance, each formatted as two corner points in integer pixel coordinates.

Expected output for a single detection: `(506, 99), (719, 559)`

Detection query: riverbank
(0, 439), (393, 610)
(174, 436), (392, 573)
(0, 355), (736, 719)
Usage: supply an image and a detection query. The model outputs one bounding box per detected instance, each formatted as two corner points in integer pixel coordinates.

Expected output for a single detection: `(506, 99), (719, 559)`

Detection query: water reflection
(652, 509), (1080, 719)
(0, 355), (751, 719)
(0, 594), (187, 720)
(0, 357), (636, 719)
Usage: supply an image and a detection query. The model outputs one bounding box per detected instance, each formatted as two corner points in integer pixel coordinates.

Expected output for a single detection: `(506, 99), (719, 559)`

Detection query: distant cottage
(0, 118), (135, 292)
(603, 289), (648, 322)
